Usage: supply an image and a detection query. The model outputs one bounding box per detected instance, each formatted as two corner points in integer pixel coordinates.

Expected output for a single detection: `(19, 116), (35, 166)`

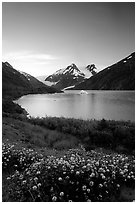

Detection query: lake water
(15, 90), (135, 122)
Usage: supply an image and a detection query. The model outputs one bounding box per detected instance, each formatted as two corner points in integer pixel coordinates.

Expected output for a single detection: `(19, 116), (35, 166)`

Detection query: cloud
(2, 51), (58, 62)
(2, 51), (61, 76)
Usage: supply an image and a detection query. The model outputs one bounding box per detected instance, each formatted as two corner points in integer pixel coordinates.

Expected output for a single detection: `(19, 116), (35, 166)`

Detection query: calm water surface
(16, 90), (135, 121)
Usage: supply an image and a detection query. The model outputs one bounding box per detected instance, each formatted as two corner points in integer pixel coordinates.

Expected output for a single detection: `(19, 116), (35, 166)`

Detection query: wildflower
(89, 181), (94, 187)
(90, 173), (95, 178)
(66, 176), (70, 180)
(102, 175), (106, 179)
(32, 185), (37, 190)
(99, 183), (103, 188)
(120, 171), (124, 175)
(58, 177), (63, 181)
(60, 192), (64, 197)
(63, 171), (66, 175)
(34, 177), (38, 182)
(52, 196), (57, 201)
(38, 183), (41, 187)
(98, 167), (103, 172)
(36, 171), (40, 175)
(50, 187), (54, 192)
(87, 188), (90, 193)
(76, 171), (80, 175)
(82, 185), (87, 191)
(22, 180), (27, 184)
(87, 163), (91, 167)
(103, 181), (107, 187)
(95, 161), (99, 166)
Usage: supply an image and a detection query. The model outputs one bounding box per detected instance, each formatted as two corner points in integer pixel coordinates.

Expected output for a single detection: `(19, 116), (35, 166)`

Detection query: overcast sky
(2, 2), (135, 77)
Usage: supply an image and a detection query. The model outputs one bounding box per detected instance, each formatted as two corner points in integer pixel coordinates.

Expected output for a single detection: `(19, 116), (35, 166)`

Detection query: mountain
(44, 63), (97, 90)
(73, 52), (135, 90)
(36, 75), (49, 85)
(2, 62), (59, 99)
(79, 64), (97, 78)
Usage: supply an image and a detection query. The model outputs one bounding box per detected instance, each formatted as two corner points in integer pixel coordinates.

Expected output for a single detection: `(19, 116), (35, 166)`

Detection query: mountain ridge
(2, 62), (60, 99)
(73, 52), (135, 90)
(44, 63), (97, 90)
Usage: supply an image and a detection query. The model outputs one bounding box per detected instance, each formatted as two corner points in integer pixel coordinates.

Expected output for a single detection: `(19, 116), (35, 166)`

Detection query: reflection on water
(16, 90), (135, 121)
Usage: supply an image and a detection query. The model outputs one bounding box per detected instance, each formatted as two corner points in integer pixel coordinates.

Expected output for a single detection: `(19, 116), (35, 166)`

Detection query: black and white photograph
(2, 2), (135, 202)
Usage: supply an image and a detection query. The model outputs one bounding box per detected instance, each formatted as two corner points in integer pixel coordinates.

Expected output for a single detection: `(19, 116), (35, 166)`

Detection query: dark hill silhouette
(73, 52), (135, 90)
(2, 62), (59, 99)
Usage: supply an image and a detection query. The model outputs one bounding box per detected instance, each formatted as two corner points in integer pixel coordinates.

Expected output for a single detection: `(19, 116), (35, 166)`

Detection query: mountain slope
(73, 52), (135, 90)
(79, 64), (97, 78)
(2, 62), (59, 99)
(44, 63), (97, 90)
(44, 63), (85, 90)
(36, 75), (49, 85)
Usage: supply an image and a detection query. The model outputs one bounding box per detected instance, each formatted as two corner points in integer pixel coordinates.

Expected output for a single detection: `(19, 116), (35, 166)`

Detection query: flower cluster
(3, 143), (135, 202)
(2, 142), (43, 172)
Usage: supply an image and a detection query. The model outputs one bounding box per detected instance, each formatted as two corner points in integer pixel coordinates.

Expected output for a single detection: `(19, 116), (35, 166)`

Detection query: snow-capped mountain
(79, 64), (97, 78)
(44, 63), (97, 90)
(52, 63), (85, 77)
(18, 70), (32, 81)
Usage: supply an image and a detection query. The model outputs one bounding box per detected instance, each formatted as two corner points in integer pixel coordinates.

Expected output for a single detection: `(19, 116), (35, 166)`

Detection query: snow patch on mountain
(127, 55), (132, 59)
(44, 81), (59, 86)
(79, 67), (93, 78)
(63, 85), (75, 90)
(18, 70), (32, 81)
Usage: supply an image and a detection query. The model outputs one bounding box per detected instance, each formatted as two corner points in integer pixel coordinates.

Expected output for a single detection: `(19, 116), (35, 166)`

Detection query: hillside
(73, 52), (135, 90)
(2, 62), (59, 99)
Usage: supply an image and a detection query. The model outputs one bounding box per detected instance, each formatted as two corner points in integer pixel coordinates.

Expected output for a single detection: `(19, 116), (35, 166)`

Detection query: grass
(3, 116), (80, 151)
(28, 116), (135, 154)
(3, 114), (135, 154)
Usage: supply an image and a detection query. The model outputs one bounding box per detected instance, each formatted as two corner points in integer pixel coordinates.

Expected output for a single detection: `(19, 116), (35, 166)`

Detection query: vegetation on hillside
(28, 117), (134, 154)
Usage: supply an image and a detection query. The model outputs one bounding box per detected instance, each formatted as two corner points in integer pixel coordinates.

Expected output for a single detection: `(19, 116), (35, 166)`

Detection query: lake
(15, 90), (135, 122)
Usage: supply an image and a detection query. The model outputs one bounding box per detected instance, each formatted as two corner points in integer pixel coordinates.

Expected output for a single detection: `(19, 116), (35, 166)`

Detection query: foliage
(3, 143), (135, 202)
(29, 117), (135, 154)
(2, 99), (25, 115)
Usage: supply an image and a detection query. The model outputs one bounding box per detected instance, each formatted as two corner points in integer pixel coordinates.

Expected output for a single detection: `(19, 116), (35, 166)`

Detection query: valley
(2, 52), (135, 202)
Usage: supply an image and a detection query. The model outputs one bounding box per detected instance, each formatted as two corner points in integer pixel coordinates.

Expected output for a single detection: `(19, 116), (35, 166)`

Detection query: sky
(2, 2), (135, 77)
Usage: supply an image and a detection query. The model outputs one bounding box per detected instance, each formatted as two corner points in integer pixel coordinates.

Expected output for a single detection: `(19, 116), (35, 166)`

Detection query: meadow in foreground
(3, 142), (135, 202)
